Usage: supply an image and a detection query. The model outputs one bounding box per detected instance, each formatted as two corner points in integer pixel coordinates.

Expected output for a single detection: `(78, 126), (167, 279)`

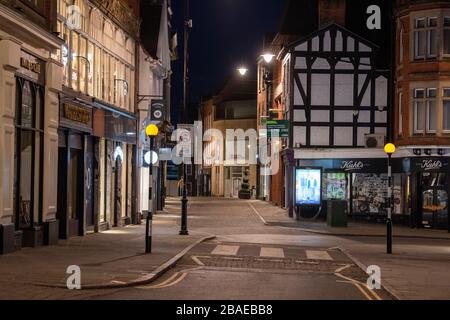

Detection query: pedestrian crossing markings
(210, 245), (334, 261)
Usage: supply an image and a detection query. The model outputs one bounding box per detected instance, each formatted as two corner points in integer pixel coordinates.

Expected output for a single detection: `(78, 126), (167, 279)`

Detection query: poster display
(323, 172), (347, 200)
(352, 173), (388, 215)
(296, 169), (321, 205)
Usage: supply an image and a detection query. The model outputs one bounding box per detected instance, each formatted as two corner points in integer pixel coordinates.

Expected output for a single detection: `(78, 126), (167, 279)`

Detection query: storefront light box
(296, 168), (322, 205)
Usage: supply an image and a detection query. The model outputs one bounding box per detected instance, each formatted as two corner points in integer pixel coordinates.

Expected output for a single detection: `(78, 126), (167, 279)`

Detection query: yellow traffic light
(146, 124), (159, 137)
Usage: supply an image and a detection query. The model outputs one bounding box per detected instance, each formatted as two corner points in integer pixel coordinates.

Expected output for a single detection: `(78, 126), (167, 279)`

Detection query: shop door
(421, 188), (448, 229)
(114, 158), (122, 227)
(232, 178), (241, 198)
(85, 137), (95, 229)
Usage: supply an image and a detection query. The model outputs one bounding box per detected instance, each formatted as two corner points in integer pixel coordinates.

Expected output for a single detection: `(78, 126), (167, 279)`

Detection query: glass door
(421, 188), (448, 229)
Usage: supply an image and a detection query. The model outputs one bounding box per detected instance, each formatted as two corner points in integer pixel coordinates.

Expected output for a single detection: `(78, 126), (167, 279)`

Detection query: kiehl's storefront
(57, 98), (95, 239)
(402, 157), (450, 231)
(294, 157), (450, 231)
(294, 158), (393, 221)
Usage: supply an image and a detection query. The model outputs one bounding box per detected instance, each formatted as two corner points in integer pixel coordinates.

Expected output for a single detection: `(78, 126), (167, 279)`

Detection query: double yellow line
(334, 265), (382, 301)
(138, 272), (187, 290)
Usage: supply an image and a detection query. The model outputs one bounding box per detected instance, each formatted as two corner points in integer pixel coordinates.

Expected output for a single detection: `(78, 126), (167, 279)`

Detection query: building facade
(137, 0), (173, 218)
(54, 0), (139, 239)
(0, 0), (64, 253)
(261, 0), (395, 221)
(393, 0), (450, 230)
(202, 78), (258, 198)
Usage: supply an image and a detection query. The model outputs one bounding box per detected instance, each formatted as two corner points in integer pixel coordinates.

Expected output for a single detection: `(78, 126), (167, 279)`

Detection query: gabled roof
(213, 77), (257, 105)
(284, 23), (380, 53)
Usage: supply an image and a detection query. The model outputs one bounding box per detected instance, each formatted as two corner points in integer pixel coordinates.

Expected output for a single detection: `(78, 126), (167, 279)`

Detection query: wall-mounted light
(438, 149), (445, 156)
(114, 79), (129, 96)
(424, 149), (432, 156)
(262, 53), (275, 64)
(413, 149), (422, 156)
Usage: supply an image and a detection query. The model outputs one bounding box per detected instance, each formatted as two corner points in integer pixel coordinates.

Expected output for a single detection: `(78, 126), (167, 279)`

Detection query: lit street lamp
(145, 124), (159, 254)
(262, 53), (275, 64)
(237, 67), (248, 76)
(384, 142), (396, 254)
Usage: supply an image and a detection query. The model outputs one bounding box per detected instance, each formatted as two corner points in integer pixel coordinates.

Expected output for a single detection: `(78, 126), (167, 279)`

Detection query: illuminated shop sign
(295, 168), (322, 205)
(63, 104), (92, 125)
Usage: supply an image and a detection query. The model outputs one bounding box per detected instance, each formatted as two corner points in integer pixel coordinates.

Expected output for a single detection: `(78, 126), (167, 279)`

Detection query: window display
(323, 172), (347, 200)
(296, 169), (321, 205)
(352, 173), (388, 215)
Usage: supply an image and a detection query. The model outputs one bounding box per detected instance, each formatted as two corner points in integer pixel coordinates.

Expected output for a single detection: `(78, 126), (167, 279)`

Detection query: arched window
(14, 79), (44, 230)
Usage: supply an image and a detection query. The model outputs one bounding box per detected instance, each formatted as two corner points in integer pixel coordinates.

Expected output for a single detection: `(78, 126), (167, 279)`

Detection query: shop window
(352, 174), (388, 216)
(323, 172), (347, 201)
(14, 79), (44, 230)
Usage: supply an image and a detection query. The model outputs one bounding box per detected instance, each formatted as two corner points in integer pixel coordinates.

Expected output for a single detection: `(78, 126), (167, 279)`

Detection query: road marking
(211, 245), (239, 256)
(248, 203), (268, 225)
(335, 264), (352, 273)
(334, 272), (382, 301)
(260, 247), (285, 258)
(137, 272), (181, 289)
(306, 250), (333, 261)
(295, 260), (319, 265)
(192, 256), (205, 266)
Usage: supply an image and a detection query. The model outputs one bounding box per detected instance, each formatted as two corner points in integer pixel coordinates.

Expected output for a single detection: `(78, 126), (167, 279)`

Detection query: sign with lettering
(341, 161), (365, 172)
(263, 120), (289, 138)
(18, 51), (45, 84)
(411, 158), (449, 172)
(63, 104), (91, 125)
(60, 103), (93, 133)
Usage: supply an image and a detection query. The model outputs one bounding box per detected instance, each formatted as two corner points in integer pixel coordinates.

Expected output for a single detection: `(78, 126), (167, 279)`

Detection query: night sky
(170, 0), (286, 124)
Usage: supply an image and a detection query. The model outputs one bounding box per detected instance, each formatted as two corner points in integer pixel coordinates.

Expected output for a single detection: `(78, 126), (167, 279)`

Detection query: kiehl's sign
(63, 104), (91, 125)
(410, 158), (450, 172)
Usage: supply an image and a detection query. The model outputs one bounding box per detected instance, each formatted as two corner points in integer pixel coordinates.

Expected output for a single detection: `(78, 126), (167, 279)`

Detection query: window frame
(443, 88), (450, 133)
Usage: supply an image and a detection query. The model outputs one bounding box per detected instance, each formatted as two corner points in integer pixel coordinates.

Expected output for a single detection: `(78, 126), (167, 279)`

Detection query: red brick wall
(394, 1), (450, 146)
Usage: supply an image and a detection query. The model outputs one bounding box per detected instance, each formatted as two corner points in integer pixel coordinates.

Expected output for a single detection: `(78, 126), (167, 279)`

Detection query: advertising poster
(296, 169), (321, 205)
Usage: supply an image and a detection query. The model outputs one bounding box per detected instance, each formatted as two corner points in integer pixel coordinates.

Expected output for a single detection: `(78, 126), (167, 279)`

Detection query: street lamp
(237, 67), (248, 76)
(262, 53), (275, 64)
(145, 124), (159, 254)
(384, 142), (396, 254)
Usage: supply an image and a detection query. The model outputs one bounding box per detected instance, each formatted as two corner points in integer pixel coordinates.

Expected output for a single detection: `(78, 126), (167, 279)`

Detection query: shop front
(95, 102), (136, 230)
(57, 97), (95, 239)
(402, 157), (450, 231)
(295, 158), (398, 222)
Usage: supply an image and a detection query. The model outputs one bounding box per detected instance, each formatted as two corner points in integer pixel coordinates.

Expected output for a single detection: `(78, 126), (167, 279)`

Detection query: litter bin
(327, 200), (348, 227)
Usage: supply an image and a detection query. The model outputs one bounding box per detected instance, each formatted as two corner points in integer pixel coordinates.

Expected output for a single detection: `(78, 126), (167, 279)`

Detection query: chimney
(318, 0), (346, 26)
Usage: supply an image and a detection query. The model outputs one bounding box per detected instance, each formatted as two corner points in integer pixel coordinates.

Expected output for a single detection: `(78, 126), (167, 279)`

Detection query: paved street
(1, 197), (450, 300)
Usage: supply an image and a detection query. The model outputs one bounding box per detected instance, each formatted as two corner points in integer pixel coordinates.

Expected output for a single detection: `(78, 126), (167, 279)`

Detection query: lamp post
(237, 67), (248, 77)
(384, 143), (396, 254)
(180, 0), (191, 236)
(145, 124), (159, 253)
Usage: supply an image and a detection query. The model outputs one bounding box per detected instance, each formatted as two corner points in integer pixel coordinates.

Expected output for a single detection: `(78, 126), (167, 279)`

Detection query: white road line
(306, 250), (334, 261)
(248, 203), (268, 225)
(260, 247), (285, 258)
(211, 245), (240, 256)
